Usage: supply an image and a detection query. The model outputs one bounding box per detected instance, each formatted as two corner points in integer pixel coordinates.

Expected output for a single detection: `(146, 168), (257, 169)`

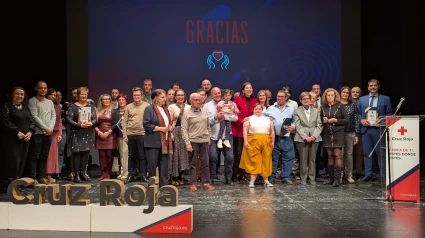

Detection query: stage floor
(1, 169), (424, 238)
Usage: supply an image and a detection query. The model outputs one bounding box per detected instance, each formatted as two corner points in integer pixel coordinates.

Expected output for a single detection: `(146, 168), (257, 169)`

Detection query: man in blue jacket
(357, 79), (392, 181)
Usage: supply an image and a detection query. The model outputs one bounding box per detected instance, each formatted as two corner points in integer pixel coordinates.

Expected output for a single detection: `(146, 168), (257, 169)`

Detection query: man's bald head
(211, 87), (222, 102)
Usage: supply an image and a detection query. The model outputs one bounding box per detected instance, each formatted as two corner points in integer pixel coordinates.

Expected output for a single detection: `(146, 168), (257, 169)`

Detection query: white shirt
(248, 115), (270, 134)
(303, 106), (311, 121)
(287, 99), (298, 110)
(158, 107), (169, 139)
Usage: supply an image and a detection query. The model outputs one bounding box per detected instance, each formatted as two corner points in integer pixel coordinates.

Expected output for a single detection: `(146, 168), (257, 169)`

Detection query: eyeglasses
(176, 94), (185, 97)
(277, 96), (287, 98)
(302, 98), (310, 101)
(101, 98), (111, 101)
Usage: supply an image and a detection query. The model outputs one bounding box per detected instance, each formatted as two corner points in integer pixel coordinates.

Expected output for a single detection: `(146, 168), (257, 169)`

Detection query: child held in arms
(216, 89), (239, 149)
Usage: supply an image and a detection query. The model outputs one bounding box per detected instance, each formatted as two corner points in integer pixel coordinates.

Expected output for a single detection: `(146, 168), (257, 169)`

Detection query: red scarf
(152, 104), (173, 155)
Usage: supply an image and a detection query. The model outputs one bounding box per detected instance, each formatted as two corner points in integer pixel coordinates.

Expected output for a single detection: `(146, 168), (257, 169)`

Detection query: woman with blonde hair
(256, 90), (270, 112)
(94, 94), (120, 181)
(320, 88), (349, 187)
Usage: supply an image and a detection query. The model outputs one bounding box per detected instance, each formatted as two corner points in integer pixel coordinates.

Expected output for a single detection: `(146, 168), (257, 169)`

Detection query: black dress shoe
(225, 178), (233, 185)
(360, 176), (372, 182)
(140, 175), (148, 183)
(238, 175), (249, 183)
(83, 171), (90, 180)
(80, 171), (90, 181)
(125, 175), (135, 184)
(73, 173), (82, 183)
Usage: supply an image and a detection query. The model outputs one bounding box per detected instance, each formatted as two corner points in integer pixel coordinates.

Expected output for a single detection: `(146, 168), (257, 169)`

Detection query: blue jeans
(209, 136), (234, 180)
(270, 136), (295, 181)
(58, 129), (67, 173)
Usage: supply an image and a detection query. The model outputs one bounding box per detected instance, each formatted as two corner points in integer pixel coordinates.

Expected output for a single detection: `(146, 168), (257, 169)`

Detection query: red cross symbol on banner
(398, 126), (407, 135)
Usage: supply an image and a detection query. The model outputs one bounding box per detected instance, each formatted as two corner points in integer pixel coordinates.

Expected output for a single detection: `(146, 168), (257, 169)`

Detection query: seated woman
(239, 103), (275, 188)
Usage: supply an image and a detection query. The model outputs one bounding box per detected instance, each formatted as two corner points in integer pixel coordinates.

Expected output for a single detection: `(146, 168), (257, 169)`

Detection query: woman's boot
(74, 172), (82, 183)
(323, 165), (334, 185)
(80, 171), (90, 181)
(333, 166), (342, 187)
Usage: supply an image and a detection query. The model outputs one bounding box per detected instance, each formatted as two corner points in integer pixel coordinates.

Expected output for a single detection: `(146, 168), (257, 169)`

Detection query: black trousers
(4, 134), (30, 179)
(27, 134), (52, 180)
(232, 136), (244, 177)
(127, 135), (147, 175)
(145, 147), (169, 187)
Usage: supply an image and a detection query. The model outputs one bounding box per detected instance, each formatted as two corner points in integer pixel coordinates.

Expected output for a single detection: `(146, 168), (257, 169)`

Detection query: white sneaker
(248, 181), (255, 188)
(217, 139), (223, 149)
(222, 139), (232, 148)
(264, 180), (274, 187)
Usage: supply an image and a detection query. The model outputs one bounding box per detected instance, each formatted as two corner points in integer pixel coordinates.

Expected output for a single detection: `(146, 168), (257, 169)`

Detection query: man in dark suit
(357, 79), (392, 181)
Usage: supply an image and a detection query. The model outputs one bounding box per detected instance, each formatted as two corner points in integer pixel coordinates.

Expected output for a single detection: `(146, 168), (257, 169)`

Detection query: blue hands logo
(207, 50), (229, 70)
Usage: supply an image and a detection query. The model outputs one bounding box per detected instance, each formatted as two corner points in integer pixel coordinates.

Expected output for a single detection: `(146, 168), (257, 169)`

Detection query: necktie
(369, 96), (375, 107)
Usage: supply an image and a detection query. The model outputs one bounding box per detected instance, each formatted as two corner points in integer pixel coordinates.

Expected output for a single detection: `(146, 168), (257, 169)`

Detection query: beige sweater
(122, 101), (149, 137)
(181, 107), (211, 145)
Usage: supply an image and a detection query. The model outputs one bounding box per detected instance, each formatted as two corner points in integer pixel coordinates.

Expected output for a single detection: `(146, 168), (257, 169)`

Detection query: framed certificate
(78, 107), (91, 124)
(367, 110), (378, 125)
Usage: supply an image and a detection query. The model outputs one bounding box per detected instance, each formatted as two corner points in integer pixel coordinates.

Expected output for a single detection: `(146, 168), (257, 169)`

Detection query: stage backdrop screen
(88, 0), (341, 101)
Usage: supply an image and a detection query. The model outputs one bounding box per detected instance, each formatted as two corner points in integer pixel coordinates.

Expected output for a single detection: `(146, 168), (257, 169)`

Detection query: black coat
(143, 105), (168, 148)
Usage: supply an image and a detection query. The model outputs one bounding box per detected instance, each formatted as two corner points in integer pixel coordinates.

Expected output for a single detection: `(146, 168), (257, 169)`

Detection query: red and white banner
(386, 116), (420, 202)
(0, 203), (193, 233)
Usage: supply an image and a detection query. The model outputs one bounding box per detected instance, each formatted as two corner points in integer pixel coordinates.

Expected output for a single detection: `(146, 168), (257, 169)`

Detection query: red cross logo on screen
(397, 126), (407, 135)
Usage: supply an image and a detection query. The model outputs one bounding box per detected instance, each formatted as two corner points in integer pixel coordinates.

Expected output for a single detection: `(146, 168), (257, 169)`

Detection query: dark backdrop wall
(2, 0), (424, 176)
(361, 0), (425, 176)
(2, 0), (67, 104)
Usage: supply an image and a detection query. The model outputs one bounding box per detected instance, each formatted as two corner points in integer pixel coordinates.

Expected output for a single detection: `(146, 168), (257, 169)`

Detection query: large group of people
(0, 78), (393, 192)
